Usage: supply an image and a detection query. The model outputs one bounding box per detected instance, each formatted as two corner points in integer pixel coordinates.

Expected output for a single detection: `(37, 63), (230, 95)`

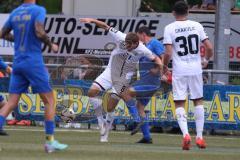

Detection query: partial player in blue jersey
(130, 26), (165, 143)
(0, 57), (12, 136)
(0, 0), (67, 153)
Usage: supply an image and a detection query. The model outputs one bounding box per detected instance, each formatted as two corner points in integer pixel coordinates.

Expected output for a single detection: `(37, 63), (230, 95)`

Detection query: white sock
(97, 116), (104, 127)
(176, 107), (189, 137)
(89, 97), (104, 126)
(194, 105), (204, 139)
(106, 111), (114, 125)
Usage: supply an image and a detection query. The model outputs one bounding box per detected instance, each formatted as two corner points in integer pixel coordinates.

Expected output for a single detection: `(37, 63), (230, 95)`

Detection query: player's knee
(121, 88), (135, 101)
(41, 94), (55, 107)
(107, 106), (114, 112)
(88, 87), (100, 97)
(107, 93), (120, 112)
(87, 89), (95, 97)
(193, 98), (203, 106)
(44, 98), (55, 107)
(7, 101), (17, 110)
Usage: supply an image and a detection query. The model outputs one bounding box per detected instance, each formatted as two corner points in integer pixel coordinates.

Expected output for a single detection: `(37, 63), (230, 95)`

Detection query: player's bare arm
(202, 39), (213, 68)
(80, 18), (110, 31)
(150, 55), (164, 75)
(0, 28), (14, 42)
(35, 21), (58, 53)
(163, 44), (172, 72)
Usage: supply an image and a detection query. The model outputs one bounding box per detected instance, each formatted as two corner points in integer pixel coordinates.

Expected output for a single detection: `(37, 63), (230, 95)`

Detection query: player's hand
(80, 18), (93, 23)
(51, 43), (59, 53)
(150, 67), (160, 76)
(6, 66), (12, 74)
(161, 70), (172, 84)
(202, 61), (208, 69)
(201, 57), (209, 69)
(163, 65), (169, 74)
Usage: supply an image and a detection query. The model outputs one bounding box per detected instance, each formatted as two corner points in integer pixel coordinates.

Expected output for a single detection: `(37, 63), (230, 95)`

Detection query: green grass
(0, 126), (240, 160)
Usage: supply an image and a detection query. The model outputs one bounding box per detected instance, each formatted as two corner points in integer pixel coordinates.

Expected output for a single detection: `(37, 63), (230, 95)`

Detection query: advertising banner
(0, 79), (239, 130)
(0, 14), (240, 61)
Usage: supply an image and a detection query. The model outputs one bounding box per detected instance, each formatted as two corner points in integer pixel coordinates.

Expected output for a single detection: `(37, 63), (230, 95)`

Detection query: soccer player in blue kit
(129, 26), (165, 143)
(0, 0), (68, 153)
(0, 57), (12, 136)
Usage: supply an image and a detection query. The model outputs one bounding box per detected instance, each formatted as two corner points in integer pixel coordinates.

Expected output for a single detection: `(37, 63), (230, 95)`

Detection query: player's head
(172, 1), (189, 18)
(137, 26), (152, 43)
(24, 0), (36, 3)
(125, 32), (139, 51)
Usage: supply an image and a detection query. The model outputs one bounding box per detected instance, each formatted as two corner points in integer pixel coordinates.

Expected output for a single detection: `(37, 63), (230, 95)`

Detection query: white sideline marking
(4, 127), (240, 139)
(5, 127), (96, 133)
(4, 127), (176, 136)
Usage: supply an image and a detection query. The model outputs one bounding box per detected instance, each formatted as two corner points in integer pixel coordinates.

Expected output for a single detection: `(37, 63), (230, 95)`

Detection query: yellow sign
(2, 86), (239, 123)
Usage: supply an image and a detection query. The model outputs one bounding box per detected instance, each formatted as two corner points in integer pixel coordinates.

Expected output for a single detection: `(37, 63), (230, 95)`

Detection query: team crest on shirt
(119, 40), (126, 50)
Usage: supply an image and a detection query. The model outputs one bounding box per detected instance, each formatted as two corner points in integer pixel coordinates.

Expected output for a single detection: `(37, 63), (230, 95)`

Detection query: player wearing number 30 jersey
(163, 1), (213, 150)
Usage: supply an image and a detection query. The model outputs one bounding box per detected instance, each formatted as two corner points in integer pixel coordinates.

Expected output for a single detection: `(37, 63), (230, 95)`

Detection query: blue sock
(125, 99), (140, 122)
(141, 117), (151, 140)
(0, 115), (6, 131)
(45, 120), (55, 135)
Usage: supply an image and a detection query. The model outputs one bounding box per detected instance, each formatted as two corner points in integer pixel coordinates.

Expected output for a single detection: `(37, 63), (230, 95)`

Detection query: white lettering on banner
(0, 14), (240, 62)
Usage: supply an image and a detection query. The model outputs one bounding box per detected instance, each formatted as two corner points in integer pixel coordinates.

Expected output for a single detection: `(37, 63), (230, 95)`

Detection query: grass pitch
(0, 126), (240, 160)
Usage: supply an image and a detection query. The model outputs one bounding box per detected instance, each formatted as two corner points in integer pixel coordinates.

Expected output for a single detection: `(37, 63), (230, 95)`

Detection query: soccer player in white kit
(163, 1), (213, 150)
(80, 18), (162, 142)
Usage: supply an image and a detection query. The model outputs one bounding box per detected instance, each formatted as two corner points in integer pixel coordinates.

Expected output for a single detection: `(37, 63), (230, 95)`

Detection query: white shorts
(93, 69), (112, 91)
(112, 81), (130, 95)
(172, 74), (203, 101)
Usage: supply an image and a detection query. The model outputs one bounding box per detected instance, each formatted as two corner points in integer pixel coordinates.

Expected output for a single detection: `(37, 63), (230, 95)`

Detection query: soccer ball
(60, 107), (76, 123)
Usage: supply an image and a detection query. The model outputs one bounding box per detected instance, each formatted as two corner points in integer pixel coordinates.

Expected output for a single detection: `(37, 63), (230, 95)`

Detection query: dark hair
(125, 32), (139, 44)
(137, 26), (152, 36)
(173, 1), (188, 16)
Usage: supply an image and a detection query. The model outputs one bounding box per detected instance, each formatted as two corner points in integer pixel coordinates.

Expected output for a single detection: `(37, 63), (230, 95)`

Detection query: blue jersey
(3, 3), (46, 66)
(139, 38), (164, 77)
(0, 57), (7, 70)
(4, 3), (52, 94)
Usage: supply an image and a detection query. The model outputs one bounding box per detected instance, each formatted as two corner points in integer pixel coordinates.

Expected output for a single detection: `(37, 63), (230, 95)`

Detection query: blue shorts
(9, 65), (52, 94)
(0, 95), (4, 102)
(132, 74), (160, 106)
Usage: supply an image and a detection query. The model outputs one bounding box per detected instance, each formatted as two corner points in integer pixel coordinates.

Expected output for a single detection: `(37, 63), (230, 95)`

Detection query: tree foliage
(0, 0), (23, 13)
(0, 0), (61, 14)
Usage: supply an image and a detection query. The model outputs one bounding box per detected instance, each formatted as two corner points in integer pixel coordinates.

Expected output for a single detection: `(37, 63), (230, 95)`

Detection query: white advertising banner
(0, 13), (240, 62)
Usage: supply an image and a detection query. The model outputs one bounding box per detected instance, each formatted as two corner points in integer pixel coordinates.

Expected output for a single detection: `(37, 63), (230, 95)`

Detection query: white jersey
(107, 27), (155, 94)
(163, 20), (208, 76)
(108, 27), (154, 79)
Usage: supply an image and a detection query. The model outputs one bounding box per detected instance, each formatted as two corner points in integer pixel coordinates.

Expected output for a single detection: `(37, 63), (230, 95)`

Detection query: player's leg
(173, 75), (191, 150)
(88, 71), (112, 140)
(133, 87), (158, 142)
(30, 66), (67, 153)
(88, 83), (105, 134)
(135, 100), (152, 144)
(121, 88), (141, 123)
(100, 93), (120, 142)
(188, 74), (206, 149)
(0, 71), (28, 135)
(0, 96), (8, 135)
(193, 98), (206, 148)
(0, 94), (21, 136)
(129, 76), (160, 139)
(38, 92), (68, 152)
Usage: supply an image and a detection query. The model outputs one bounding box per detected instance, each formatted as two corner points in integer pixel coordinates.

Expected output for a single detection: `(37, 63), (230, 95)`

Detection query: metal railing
(5, 62), (240, 85)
